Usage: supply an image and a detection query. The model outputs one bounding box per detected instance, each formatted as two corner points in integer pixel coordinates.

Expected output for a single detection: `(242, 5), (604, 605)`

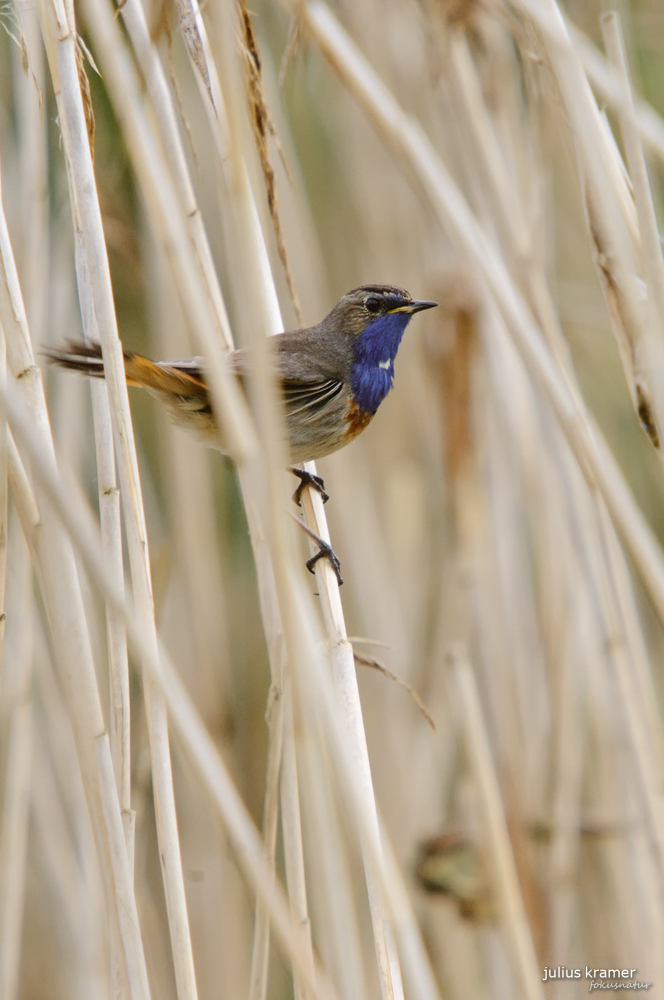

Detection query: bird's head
(328, 285), (437, 414)
(330, 285), (438, 340)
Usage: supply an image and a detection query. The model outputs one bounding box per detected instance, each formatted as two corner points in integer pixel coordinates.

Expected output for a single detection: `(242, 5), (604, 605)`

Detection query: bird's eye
(365, 297), (381, 314)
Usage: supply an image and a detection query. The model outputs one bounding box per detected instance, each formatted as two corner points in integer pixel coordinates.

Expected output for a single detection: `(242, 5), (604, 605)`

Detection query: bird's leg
(289, 466), (329, 506)
(289, 513), (343, 586)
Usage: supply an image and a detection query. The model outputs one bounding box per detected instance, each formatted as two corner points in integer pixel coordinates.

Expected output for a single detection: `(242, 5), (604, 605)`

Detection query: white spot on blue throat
(350, 311), (412, 414)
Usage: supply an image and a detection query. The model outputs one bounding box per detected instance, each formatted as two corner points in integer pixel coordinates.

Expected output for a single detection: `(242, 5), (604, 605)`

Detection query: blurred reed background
(2, 0), (664, 997)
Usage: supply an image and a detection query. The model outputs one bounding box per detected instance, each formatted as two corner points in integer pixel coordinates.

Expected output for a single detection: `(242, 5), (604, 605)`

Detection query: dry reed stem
(379, 829), (443, 1000)
(460, 4), (662, 972)
(512, 0), (663, 443)
(0, 341), (7, 679)
(447, 7), (664, 891)
(6, 347), (437, 1000)
(297, 0), (664, 632)
(590, 502), (664, 877)
(179, 1), (407, 993)
(299, 478), (406, 1000)
(296, 715), (368, 1000)
(539, 457), (586, 969)
(79, 0), (257, 464)
(37, 0), (200, 992)
(283, 595), (439, 1000)
(448, 646), (544, 1000)
(280, 690), (315, 1000)
(2, 373), (339, 1000)
(117, 0), (234, 353)
(0, 219), (151, 999)
(0, 583), (33, 1000)
(73, 225), (132, 853)
(165, 1), (319, 992)
(238, 0), (303, 324)
(248, 681), (285, 1000)
(12, 5), (49, 342)
(446, 30), (528, 264)
(601, 12), (664, 445)
(533, 13), (664, 165)
(488, 295), (664, 914)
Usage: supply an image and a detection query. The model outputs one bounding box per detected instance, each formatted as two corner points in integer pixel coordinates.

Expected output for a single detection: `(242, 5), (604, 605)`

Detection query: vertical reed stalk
(448, 646), (544, 1000)
(0, 197), (151, 998)
(37, 0), (199, 992)
(0, 544), (32, 1000)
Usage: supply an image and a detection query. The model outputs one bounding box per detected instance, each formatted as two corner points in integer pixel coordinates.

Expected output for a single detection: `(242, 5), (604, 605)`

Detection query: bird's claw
(306, 540), (343, 586)
(289, 467), (329, 506)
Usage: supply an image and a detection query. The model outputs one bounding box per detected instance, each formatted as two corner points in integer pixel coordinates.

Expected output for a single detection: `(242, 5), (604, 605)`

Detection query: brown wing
(282, 378), (344, 418)
(171, 345), (346, 426)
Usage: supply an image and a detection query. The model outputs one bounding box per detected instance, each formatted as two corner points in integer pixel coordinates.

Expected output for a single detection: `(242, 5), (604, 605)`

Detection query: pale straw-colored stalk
(279, 689), (314, 1000)
(600, 11), (664, 423)
(448, 645), (544, 1000)
(31, 625), (107, 999)
(296, 721), (368, 1000)
(36, 0), (200, 992)
(3, 370), (339, 1000)
(379, 827), (444, 1000)
(532, 13), (664, 165)
(77, 0), (256, 461)
(0, 336), (6, 678)
(512, 0), (664, 443)
(0, 202), (151, 1000)
(12, 4), (49, 345)
(0, 517), (32, 1000)
(5, 314), (438, 1000)
(173, 0), (406, 992)
(73, 239), (133, 856)
(537, 455), (587, 977)
(422, 8), (662, 972)
(248, 680), (285, 1000)
(298, 482), (405, 1000)
(115, 0), (234, 352)
(444, 4), (664, 892)
(95, 0), (315, 991)
(78, 245), (133, 989)
(182, 12), (320, 994)
(9, 318), (448, 1000)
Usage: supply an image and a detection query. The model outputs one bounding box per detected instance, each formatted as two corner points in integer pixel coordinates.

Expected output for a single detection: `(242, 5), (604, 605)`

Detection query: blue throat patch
(350, 311), (412, 414)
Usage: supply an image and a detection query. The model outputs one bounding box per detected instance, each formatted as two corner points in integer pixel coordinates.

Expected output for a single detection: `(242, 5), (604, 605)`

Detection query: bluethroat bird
(46, 284), (437, 581)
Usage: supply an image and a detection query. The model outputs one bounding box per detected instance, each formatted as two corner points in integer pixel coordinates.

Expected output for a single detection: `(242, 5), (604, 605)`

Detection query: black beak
(406, 299), (438, 314)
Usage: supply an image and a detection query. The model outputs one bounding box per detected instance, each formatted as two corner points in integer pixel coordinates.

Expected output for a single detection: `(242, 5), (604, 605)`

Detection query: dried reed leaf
(174, 0), (214, 103)
(353, 650), (436, 731)
(585, 190), (659, 446)
(75, 39), (96, 159)
(238, 0), (302, 324)
(2, 14), (43, 117)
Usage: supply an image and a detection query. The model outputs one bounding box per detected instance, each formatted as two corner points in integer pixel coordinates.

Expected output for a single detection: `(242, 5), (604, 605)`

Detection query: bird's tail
(44, 341), (208, 398)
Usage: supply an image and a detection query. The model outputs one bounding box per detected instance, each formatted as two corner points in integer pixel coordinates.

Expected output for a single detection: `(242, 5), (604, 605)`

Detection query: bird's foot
(289, 466), (329, 506)
(289, 512), (343, 586)
(306, 538), (343, 586)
